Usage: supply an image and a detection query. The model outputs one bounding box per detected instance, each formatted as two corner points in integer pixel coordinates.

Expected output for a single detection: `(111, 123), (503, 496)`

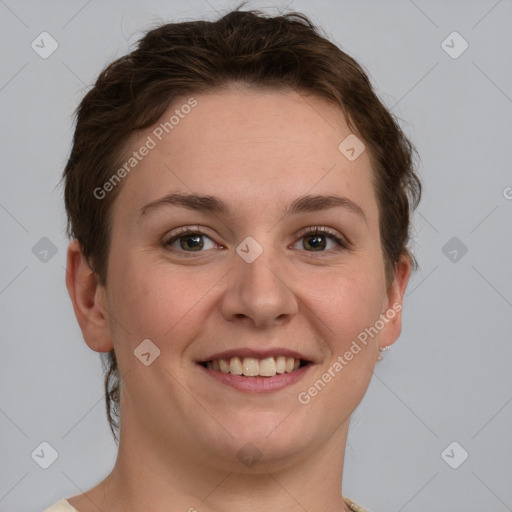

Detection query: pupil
(182, 234), (203, 251)
(306, 235), (325, 251)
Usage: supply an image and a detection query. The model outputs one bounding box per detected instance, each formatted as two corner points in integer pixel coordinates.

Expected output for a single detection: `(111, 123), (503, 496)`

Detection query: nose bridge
(221, 236), (298, 327)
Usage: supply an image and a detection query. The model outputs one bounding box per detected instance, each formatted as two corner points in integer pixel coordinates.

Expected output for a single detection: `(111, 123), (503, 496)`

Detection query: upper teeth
(205, 356), (301, 377)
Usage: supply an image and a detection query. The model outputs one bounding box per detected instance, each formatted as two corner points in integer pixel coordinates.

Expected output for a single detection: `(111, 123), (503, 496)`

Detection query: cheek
(107, 254), (217, 348)
(308, 261), (386, 350)
(308, 273), (385, 410)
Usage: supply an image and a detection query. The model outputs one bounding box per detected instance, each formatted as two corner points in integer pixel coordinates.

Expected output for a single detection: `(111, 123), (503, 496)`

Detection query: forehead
(110, 87), (378, 225)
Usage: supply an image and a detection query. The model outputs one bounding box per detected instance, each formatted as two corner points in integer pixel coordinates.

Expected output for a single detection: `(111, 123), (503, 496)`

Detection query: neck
(91, 414), (353, 512)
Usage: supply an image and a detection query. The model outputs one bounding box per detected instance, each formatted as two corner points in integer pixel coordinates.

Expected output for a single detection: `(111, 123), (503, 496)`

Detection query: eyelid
(167, 225), (203, 238)
(163, 225), (219, 246)
(296, 225), (340, 238)
(294, 225), (352, 249)
(162, 226), (221, 259)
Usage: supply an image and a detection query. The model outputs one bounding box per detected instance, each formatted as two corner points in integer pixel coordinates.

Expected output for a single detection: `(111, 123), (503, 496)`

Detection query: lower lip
(197, 364), (312, 392)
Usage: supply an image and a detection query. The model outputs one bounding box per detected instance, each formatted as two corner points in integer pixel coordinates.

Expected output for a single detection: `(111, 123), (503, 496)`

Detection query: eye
(164, 227), (219, 253)
(163, 226), (351, 256)
(292, 227), (350, 253)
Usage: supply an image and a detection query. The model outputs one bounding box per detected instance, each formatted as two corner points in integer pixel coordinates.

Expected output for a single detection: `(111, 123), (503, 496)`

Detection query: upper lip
(198, 348), (313, 363)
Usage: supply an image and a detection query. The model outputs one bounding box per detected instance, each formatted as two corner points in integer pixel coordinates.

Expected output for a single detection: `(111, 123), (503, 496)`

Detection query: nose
(220, 244), (299, 329)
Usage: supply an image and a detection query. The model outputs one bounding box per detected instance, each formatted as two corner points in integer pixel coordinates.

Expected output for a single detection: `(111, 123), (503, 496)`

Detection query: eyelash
(163, 226), (351, 257)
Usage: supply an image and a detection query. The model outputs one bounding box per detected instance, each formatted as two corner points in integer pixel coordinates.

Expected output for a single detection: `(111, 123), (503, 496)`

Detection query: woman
(47, 7), (421, 511)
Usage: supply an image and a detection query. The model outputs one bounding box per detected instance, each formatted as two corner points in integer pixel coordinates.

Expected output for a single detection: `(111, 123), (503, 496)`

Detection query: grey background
(1, 1), (511, 511)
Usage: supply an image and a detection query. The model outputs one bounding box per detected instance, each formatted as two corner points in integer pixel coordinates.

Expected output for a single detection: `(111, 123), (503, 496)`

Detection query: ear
(65, 239), (113, 353)
(378, 253), (411, 349)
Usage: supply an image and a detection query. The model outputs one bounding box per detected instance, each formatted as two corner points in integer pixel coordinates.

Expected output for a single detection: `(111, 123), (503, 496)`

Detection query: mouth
(198, 355), (311, 377)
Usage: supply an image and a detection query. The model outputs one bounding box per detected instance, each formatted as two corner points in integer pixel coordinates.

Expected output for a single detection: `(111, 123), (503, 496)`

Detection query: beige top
(45, 496), (372, 511)
(44, 499), (77, 512)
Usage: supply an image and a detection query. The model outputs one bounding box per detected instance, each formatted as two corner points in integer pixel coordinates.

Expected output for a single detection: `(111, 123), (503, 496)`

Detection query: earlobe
(379, 254), (412, 350)
(65, 239), (114, 353)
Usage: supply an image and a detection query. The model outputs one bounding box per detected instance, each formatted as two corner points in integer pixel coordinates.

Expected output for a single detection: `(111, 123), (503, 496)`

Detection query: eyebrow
(140, 192), (367, 223)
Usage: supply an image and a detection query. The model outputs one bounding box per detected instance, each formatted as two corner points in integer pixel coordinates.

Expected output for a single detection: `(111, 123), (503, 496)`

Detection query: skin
(65, 86), (410, 512)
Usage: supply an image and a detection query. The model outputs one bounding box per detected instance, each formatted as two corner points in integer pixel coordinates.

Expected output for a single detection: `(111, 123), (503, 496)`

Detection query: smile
(200, 356), (309, 377)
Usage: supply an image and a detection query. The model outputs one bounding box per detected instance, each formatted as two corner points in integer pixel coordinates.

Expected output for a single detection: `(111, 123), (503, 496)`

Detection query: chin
(199, 411), (320, 471)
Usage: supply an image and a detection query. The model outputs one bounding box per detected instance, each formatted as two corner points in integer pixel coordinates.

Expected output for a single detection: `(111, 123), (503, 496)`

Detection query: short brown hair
(63, 7), (421, 442)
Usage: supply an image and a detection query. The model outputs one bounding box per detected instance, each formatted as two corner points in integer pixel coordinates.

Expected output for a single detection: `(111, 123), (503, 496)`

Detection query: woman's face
(99, 87), (409, 471)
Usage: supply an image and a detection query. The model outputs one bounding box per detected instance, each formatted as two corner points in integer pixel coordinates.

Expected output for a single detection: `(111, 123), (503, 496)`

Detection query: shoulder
(44, 498), (79, 512)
